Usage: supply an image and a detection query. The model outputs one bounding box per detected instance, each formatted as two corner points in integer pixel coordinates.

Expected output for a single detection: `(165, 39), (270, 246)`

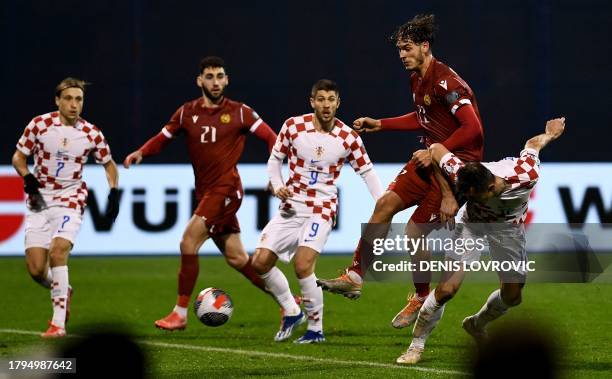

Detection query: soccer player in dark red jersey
(318, 14), (484, 329)
(123, 56), (278, 330)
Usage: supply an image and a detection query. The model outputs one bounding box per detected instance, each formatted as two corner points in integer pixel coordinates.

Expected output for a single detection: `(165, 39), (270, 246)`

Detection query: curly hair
(199, 56), (225, 74)
(390, 14), (438, 45)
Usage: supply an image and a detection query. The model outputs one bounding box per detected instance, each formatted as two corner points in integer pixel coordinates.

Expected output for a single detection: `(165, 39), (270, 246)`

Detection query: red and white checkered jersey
(440, 148), (540, 223)
(272, 114), (374, 221)
(16, 111), (112, 212)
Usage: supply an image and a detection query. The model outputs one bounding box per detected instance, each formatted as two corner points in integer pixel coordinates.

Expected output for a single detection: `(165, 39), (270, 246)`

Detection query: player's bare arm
(525, 117), (566, 152)
(352, 117), (382, 133)
(103, 160), (119, 188)
(430, 156), (458, 229)
(11, 149), (30, 177)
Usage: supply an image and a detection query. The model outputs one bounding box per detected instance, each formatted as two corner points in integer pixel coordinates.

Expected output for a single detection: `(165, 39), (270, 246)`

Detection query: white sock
(173, 305), (188, 318)
(50, 266), (69, 328)
(412, 290), (446, 343)
(473, 289), (510, 329)
(261, 267), (300, 316)
(39, 267), (53, 289)
(298, 273), (323, 332)
(347, 270), (363, 284)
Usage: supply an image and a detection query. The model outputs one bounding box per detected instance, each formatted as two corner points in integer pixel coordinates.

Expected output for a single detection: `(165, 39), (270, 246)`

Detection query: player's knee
(294, 262), (313, 279)
(48, 243), (70, 264)
(251, 250), (272, 275)
(225, 252), (247, 270)
(373, 195), (399, 220)
(179, 236), (197, 255)
(26, 260), (46, 281)
(435, 282), (458, 302)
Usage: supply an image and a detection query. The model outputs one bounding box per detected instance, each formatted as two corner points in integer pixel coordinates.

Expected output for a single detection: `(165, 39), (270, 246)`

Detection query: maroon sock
(348, 239), (365, 278)
(177, 254), (199, 307)
(414, 282), (431, 298)
(239, 256), (268, 293)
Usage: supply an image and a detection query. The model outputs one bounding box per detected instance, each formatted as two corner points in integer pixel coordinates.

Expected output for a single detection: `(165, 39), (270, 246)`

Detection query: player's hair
(55, 77), (88, 97)
(310, 79), (339, 97)
(391, 14), (438, 46)
(456, 162), (494, 197)
(199, 56), (226, 74)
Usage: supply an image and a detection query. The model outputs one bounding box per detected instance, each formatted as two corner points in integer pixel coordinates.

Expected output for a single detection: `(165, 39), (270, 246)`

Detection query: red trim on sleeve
(380, 112), (421, 131)
(252, 121), (277, 152)
(139, 132), (172, 157)
(441, 105), (483, 152)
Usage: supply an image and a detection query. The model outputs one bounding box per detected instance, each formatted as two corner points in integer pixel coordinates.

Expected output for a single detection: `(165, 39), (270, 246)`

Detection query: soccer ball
(193, 287), (233, 327)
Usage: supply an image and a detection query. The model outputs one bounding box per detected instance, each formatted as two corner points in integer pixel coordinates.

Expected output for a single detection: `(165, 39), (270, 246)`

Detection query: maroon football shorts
(387, 161), (442, 224)
(194, 191), (242, 236)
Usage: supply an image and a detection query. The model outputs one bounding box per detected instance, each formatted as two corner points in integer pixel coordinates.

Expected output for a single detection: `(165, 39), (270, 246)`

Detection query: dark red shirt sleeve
(380, 112), (422, 131)
(139, 132), (172, 157)
(252, 121), (277, 152)
(441, 105), (483, 152)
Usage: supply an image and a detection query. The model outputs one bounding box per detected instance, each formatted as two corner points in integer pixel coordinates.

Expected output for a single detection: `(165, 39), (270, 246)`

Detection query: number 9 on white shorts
(256, 213), (332, 263)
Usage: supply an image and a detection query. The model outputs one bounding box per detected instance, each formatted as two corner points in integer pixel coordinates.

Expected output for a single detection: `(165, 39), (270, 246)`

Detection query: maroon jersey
(163, 97), (262, 199)
(410, 58), (483, 161)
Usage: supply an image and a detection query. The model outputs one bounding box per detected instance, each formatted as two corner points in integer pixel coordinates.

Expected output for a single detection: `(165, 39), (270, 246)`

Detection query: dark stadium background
(2, 0), (610, 165)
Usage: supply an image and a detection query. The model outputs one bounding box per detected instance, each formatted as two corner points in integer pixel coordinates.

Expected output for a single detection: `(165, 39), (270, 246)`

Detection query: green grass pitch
(1, 256), (610, 378)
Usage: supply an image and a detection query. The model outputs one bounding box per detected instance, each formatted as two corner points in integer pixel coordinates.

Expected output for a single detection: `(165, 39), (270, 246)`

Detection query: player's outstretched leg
(318, 192), (404, 299)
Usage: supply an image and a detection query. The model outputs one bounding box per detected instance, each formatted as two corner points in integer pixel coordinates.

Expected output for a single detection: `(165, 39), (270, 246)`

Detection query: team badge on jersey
(220, 113), (231, 124)
(315, 146), (325, 159)
(424, 94), (431, 106)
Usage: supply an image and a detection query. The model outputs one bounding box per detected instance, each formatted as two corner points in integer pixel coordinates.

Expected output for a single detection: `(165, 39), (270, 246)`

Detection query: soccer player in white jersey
(11, 78), (120, 338)
(251, 79), (383, 343)
(396, 117), (565, 364)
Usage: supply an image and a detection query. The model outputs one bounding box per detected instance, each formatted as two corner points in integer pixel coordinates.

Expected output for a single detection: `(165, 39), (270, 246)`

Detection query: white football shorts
(25, 206), (83, 249)
(256, 212), (332, 263)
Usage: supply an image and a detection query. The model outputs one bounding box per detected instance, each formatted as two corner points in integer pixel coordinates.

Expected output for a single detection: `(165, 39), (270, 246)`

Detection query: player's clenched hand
(123, 150), (143, 168)
(439, 195), (458, 230)
(274, 186), (293, 201)
(545, 117), (565, 140)
(410, 149), (432, 168)
(352, 117), (382, 133)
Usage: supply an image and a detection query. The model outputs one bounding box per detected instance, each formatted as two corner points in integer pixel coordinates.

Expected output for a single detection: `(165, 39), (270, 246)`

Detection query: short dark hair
(390, 14), (437, 46)
(55, 77), (88, 97)
(199, 56), (225, 74)
(456, 162), (494, 197)
(310, 79), (339, 97)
